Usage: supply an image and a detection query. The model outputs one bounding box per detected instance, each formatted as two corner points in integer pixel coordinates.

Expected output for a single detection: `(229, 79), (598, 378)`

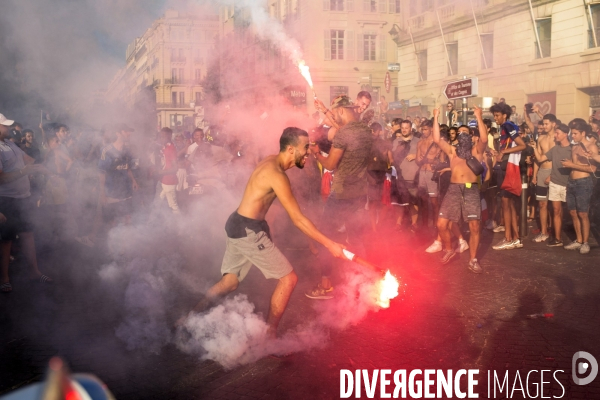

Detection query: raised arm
(523, 105), (535, 134)
(474, 106), (488, 153)
(432, 108), (452, 156)
(271, 172), (345, 258)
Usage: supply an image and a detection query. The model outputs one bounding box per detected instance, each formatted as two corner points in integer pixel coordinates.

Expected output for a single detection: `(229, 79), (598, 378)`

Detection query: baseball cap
(0, 113), (15, 126)
(330, 95), (355, 109)
(114, 123), (135, 132)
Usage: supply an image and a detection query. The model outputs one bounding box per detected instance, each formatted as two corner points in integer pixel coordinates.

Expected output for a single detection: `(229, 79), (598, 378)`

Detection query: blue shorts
(566, 176), (594, 212)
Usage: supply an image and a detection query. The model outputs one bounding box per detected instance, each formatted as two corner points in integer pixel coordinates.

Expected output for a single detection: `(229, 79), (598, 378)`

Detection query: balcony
(438, 3), (455, 20)
(408, 12), (433, 30)
(163, 79), (202, 85)
(171, 56), (187, 63)
(156, 102), (194, 109)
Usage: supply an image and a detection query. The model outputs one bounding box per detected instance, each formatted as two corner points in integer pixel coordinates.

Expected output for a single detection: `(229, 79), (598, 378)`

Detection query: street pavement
(1, 214), (599, 400)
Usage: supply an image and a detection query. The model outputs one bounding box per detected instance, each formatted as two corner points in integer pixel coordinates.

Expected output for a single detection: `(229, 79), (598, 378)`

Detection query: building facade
(391, 0), (600, 122)
(105, 10), (219, 131)
(219, 0), (404, 111)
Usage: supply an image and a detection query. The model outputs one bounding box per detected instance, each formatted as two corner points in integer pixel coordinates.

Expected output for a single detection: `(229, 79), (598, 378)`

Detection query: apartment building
(105, 10), (218, 130)
(391, 0), (600, 121)
(219, 0), (404, 110)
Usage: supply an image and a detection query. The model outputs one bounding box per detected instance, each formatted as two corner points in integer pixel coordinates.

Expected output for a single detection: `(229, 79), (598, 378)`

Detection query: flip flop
(1, 282), (12, 293)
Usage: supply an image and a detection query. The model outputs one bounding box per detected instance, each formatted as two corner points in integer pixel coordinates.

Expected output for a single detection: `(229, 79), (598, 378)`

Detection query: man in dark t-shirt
(308, 95), (374, 299)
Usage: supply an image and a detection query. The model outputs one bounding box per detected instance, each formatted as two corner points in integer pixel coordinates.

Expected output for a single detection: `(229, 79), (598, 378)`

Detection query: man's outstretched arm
(271, 172), (346, 259)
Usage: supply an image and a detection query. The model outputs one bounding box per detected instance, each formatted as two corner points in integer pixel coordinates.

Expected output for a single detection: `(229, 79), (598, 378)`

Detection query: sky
(0, 0), (170, 123)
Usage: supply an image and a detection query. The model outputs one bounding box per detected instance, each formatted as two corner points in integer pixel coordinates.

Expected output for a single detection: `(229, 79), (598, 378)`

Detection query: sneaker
(492, 225), (505, 233)
(532, 233), (549, 243)
(425, 240), (442, 253)
(468, 258), (482, 274)
(546, 238), (564, 247)
(485, 220), (497, 230)
(564, 241), (582, 250)
(580, 242), (590, 254)
(305, 284), (334, 299)
(493, 238), (515, 250)
(440, 250), (457, 264)
(512, 239), (524, 249)
(456, 238), (469, 253)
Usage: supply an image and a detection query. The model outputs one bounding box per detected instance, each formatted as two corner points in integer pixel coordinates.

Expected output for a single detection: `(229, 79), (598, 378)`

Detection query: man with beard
(307, 95), (374, 299)
(432, 106), (488, 273)
(181, 127), (345, 337)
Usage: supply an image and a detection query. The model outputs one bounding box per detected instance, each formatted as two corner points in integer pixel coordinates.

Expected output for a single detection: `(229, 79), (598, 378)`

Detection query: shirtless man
(560, 118), (598, 254)
(182, 127), (345, 336)
(531, 113), (557, 243)
(432, 106), (488, 273)
(416, 119), (443, 229)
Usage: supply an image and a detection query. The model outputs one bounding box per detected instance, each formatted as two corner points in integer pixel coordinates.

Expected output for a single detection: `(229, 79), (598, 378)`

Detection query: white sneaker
(485, 220), (497, 230)
(493, 238), (515, 250)
(512, 239), (524, 248)
(580, 242), (590, 254)
(456, 238), (469, 253)
(492, 225), (505, 233)
(532, 233), (549, 243)
(425, 240), (442, 253)
(564, 241), (582, 250)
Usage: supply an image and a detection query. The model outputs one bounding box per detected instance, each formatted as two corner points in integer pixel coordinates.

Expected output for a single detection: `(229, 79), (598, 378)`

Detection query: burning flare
(376, 271), (399, 309)
(297, 60), (316, 98)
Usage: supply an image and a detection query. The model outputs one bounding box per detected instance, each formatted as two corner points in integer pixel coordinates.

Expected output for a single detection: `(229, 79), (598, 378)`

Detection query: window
(588, 4), (600, 48)
(172, 92), (178, 104)
(195, 92), (202, 103)
(364, 0), (377, 12)
(331, 0), (344, 11)
(480, 33), (493, 69)
(535, 18), (551, 58)
(195, 69), (201, 81)
(447, 42), (457, 76)
(363, 34), (377, 60)
(171, 48), (176, 59)
(331, 30), (344, 60)
(389, 0), (400, 13)
(179, 92), (185, 105)
(170, 114), (184, 127)
(421, 0), (433, 12)
(417, 50), (427, 81)
(179, 68), (184, 82)
(171, 68), (177, 83)
(178, 48), (184, 59)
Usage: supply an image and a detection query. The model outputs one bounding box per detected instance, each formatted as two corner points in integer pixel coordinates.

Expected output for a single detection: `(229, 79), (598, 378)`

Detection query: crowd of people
(1, 94), (598, 336)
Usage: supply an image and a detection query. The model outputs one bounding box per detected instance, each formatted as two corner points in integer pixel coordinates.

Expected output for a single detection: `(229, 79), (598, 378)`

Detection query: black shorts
(438, 183), (481, 223)
(103, 198), (133, 222)
(0, 196), (35, 241)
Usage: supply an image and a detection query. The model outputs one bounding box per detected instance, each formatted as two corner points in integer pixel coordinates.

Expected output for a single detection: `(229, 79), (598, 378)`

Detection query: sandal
(1, 282), (12, 293)
(31, 274), (53, 284)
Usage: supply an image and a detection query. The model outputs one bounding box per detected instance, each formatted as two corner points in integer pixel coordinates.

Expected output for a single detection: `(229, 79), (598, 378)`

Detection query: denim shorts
(566, 176), (595, 212)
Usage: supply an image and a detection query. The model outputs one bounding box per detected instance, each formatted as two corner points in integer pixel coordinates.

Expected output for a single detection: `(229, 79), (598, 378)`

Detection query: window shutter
(324, 30), (332, 60)
(357, 33), (364, 60)
(346, 0), (354, 12)
(323, 0), (330, 11)
(346, 30), (355, 60)
(378, 0), (386, 13)
(388, 0), (395, 13)
(379, 34), (387, 61)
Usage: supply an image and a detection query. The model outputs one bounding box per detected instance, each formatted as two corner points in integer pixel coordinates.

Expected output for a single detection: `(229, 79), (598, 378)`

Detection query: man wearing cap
(0, 113), (53, 292)
(307, 95), (374, 299)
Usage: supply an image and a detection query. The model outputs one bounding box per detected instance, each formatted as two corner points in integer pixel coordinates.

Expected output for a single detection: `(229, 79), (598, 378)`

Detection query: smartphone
(525, 103), (533, 113)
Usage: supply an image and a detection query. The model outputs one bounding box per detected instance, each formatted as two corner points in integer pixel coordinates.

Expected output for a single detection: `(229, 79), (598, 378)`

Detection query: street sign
(444, 77), (478, 100)
(387, 63), (401, 71)
(385, 72), (391, 93)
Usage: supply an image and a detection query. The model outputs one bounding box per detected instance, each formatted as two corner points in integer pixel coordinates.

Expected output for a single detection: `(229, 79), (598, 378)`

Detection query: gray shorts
(418, 170), (439, 197)
(220, 228), (293, 282)
(536, 168), (551, 201)
(438, 183), (481, 223)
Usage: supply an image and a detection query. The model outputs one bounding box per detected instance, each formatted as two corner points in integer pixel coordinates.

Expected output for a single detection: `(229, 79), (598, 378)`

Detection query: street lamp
(388, 23), (403, 46)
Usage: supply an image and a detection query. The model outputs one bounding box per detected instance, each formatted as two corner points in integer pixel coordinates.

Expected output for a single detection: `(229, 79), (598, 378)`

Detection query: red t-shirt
(161, 143), (178, 185)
